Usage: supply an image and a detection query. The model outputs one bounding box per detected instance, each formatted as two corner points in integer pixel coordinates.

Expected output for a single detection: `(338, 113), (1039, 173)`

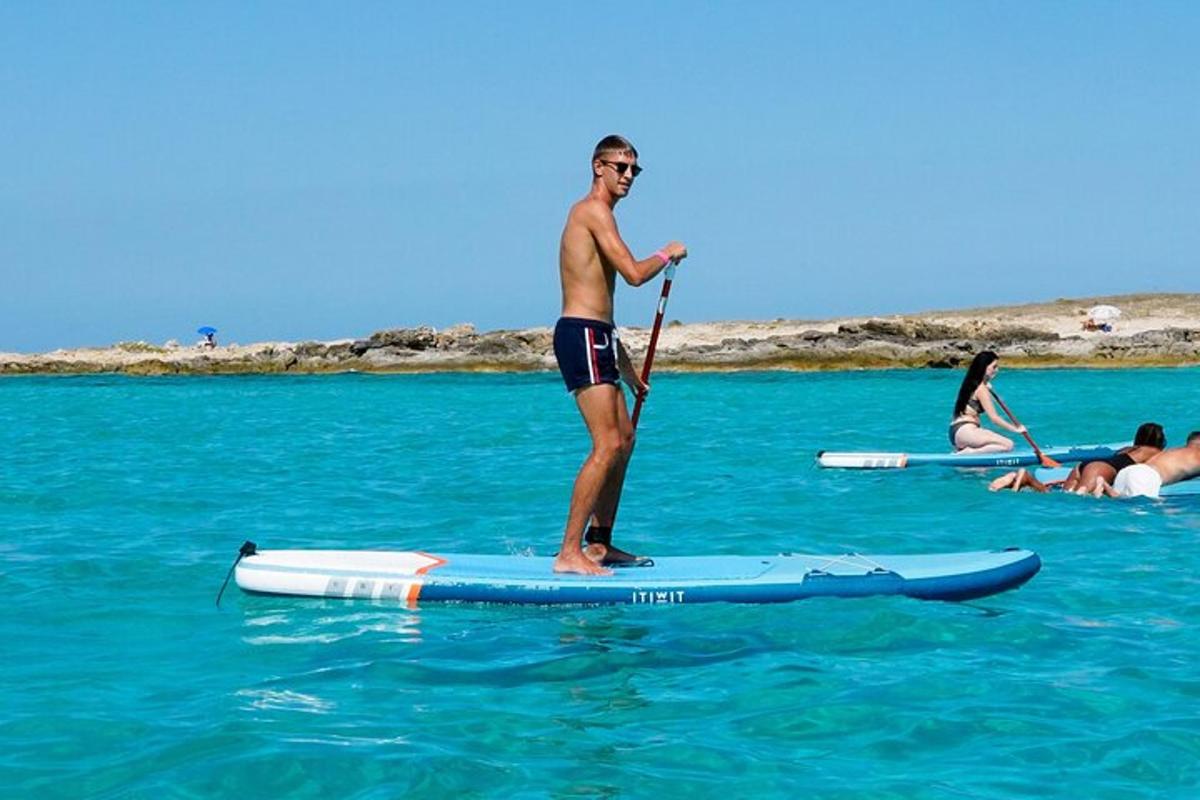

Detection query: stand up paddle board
(816, 442), (1124, 470)
(233, 543), (1041, 606)
(1034, 466), (1200, 498)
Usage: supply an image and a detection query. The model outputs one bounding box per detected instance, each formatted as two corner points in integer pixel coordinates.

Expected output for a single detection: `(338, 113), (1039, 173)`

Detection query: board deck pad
(235, 547), (1042, 606)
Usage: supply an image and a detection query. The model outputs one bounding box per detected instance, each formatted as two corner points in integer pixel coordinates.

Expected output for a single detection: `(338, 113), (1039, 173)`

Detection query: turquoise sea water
(3, 369), (1199, 798)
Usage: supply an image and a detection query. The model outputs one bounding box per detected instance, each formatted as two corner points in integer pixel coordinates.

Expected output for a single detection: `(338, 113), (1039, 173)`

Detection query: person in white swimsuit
(1100, 430), (1200, 499)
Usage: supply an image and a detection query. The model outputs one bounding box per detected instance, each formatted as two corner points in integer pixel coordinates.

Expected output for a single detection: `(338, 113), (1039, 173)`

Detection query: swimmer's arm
(586, 204), (670, 287)
(979, 389), (1025, 433)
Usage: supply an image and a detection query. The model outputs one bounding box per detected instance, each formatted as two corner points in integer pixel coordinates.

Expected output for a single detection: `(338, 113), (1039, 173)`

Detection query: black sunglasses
(600, 159), (643, 177)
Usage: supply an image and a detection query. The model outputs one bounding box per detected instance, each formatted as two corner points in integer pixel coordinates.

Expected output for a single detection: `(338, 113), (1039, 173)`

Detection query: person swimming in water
(1096, 430), (1200, 499)
(1068, 422), (1165, 494)
(949, 351), (1025, 453)
(988, 422), (1165, 493)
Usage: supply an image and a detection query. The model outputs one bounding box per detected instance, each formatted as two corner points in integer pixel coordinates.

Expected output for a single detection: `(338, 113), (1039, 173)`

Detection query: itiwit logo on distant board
(631, 589), (686, 604)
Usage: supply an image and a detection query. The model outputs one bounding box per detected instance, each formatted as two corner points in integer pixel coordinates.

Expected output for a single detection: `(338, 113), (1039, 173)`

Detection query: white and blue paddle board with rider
(231, 542), (1041, 606)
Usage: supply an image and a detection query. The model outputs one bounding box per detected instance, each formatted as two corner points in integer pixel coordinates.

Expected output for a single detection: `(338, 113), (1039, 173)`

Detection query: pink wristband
(653, 249), (671, 266)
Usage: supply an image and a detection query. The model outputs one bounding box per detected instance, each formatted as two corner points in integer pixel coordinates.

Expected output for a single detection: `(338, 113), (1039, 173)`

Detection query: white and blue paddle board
(817, 442), (1124, 470)
(1034, 466), (1200, 498)
(234, 545), (1041, 606)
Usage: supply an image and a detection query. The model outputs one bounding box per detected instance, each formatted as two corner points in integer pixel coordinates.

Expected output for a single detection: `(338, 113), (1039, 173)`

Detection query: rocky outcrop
(5, 295), (1200, 375)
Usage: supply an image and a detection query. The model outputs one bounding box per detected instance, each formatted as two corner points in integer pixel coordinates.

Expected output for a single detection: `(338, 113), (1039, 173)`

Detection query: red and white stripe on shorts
(585, 327), (600, 385)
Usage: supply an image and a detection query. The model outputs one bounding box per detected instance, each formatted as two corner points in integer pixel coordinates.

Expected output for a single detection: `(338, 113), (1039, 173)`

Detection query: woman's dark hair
(953, 351), (998, 417)
(1133, 422), (1165, 449)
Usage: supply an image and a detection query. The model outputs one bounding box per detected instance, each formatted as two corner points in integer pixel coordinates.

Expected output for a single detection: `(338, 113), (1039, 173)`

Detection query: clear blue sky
(2, 1), (1196, 352)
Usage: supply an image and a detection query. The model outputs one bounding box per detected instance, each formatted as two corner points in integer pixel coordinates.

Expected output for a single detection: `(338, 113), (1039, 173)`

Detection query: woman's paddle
(630, 262), (676, 429)
(988, 387), (1061, 468)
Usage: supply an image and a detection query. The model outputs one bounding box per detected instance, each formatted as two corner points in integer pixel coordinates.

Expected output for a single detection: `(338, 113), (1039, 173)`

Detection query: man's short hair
(592, 134), (638, 163)
(1188, 430), (1200, 445)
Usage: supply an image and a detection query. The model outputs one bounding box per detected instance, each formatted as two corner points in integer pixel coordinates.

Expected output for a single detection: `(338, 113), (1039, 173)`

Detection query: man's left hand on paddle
(662, 241), (688, 263)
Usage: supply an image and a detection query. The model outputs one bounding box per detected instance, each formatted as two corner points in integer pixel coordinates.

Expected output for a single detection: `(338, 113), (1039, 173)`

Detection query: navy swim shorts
(553, 317), (620, 393)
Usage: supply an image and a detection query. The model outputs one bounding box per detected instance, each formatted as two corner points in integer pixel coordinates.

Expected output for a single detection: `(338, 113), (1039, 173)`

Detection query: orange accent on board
(899, 455), (908, 468)
(405, 552), (447, 606)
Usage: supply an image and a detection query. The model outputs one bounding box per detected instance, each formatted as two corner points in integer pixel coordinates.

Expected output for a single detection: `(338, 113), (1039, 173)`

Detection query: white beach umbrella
(1087, 304), (1121, 321)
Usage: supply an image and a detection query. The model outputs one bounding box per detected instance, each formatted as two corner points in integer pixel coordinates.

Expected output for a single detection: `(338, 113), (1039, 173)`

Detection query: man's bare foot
(553, 550), (613, 576)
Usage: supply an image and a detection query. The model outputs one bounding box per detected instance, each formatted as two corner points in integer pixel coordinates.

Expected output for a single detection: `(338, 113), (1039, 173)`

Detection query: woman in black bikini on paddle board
(949, 351), (1026, 453)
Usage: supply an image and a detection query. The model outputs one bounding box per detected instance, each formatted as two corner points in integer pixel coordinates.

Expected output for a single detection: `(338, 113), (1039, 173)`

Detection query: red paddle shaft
(988, 387), (1061, 468)
(605, 263), (677, 541)
(631, 263), (676, 429)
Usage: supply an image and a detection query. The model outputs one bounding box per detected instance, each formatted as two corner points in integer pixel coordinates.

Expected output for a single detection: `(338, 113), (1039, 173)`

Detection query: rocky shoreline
(4, 294), (1199, 376)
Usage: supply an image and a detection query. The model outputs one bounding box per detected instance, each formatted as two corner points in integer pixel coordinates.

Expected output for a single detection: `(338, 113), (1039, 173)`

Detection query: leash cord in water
(215, 540), (258, 608)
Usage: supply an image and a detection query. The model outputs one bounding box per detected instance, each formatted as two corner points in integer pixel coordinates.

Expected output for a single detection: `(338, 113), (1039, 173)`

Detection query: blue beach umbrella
(197, 326), (217, 336)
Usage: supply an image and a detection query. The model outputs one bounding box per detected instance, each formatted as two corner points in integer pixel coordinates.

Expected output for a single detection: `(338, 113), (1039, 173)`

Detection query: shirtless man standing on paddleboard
(552, 134), (686, 576)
